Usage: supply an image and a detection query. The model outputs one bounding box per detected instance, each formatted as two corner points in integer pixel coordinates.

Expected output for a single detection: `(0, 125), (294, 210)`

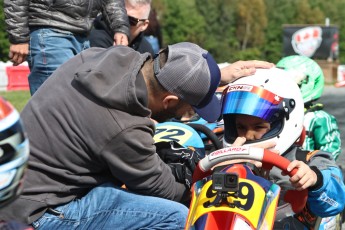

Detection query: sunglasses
(128, 15), (147, 26)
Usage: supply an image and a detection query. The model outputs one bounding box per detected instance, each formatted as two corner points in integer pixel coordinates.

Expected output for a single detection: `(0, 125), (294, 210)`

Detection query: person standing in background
(144, 8), (163, 54)
(89, 0), (154, 56)
(4, 0), (130, 95)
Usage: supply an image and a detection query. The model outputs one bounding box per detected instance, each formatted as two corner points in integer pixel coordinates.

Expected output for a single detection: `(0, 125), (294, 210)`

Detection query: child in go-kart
(221, 67), (345, 229)
(276, 55), (341, 161)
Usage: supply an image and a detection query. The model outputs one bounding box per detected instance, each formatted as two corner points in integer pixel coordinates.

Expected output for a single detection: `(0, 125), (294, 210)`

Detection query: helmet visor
(222, 84), (285, 122)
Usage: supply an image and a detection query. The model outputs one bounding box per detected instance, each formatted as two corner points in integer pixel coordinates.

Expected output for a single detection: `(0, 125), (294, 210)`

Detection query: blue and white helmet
(221, 68), (304, 154)
(154, 121), (205, 156)
(0, 97), (29, 208)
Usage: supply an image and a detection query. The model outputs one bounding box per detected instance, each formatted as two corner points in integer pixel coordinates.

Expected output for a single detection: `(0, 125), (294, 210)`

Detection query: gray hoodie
(0, 46), (189, 224)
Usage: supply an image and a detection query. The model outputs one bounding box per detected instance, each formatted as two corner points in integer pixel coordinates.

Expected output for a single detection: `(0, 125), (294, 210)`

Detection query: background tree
(160, 0), (206, 47)
(195, 0), (238, 62)
(233, 0), (267, 60)
(312, 0), (345, 63)
(295, 0), (324, 24)
(236, 0), (267, 50)
(264, 0), (299, 62)
(1, 0), (345, 63)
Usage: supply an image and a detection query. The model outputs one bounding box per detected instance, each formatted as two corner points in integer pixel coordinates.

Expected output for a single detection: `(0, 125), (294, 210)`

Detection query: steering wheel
(192, 146), (308, 216)
(186, 123), (223, 151)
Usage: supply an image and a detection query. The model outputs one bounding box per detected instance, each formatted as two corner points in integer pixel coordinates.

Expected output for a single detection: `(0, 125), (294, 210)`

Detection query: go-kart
(154, 122), (343, 230)
(186, 146), (308, 230)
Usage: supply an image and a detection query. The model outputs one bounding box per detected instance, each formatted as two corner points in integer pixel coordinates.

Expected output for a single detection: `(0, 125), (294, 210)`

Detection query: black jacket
(4, 0), (130, 44)
(89, 15), (155, 55)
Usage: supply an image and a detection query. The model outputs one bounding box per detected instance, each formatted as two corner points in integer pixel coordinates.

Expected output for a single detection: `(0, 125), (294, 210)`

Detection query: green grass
(0, 90), (31, 112)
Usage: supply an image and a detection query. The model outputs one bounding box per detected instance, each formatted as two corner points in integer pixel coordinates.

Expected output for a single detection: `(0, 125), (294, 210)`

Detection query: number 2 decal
(155, 127), (188, 143)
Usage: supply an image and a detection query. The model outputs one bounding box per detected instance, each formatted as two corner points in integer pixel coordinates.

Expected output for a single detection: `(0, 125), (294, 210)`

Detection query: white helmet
(0, 97), (29, 208)
(222, 67), (304, 154)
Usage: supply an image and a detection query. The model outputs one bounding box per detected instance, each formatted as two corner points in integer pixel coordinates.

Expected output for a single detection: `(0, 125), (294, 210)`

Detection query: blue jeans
(31, 183), (188, 230)
(27, 28), (90, 95)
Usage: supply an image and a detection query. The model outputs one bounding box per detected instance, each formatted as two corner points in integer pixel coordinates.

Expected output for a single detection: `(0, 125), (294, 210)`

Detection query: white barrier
(335, 65), (345, 87)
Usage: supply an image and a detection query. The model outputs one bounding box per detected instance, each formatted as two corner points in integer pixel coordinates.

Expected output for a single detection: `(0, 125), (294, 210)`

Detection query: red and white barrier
(0, 62), (29, 91)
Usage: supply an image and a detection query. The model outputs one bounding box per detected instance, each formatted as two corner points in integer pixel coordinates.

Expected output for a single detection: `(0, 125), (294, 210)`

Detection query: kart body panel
(186, 164), (281, 230)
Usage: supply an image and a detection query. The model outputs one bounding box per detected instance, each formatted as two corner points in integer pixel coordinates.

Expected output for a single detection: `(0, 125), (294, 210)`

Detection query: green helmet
(276, 55), (324, 104)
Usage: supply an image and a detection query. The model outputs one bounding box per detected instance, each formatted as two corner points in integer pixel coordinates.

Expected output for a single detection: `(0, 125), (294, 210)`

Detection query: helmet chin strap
(294, 126), (306, 147)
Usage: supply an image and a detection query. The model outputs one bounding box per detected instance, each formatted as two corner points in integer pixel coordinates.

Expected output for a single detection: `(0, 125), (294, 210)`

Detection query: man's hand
(155, 141), (201, 189)
(285, 160), (317, 191)
(9, 43), (29, 66)
(220, 60), (275, 85)
(113, 32), (129, 46)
